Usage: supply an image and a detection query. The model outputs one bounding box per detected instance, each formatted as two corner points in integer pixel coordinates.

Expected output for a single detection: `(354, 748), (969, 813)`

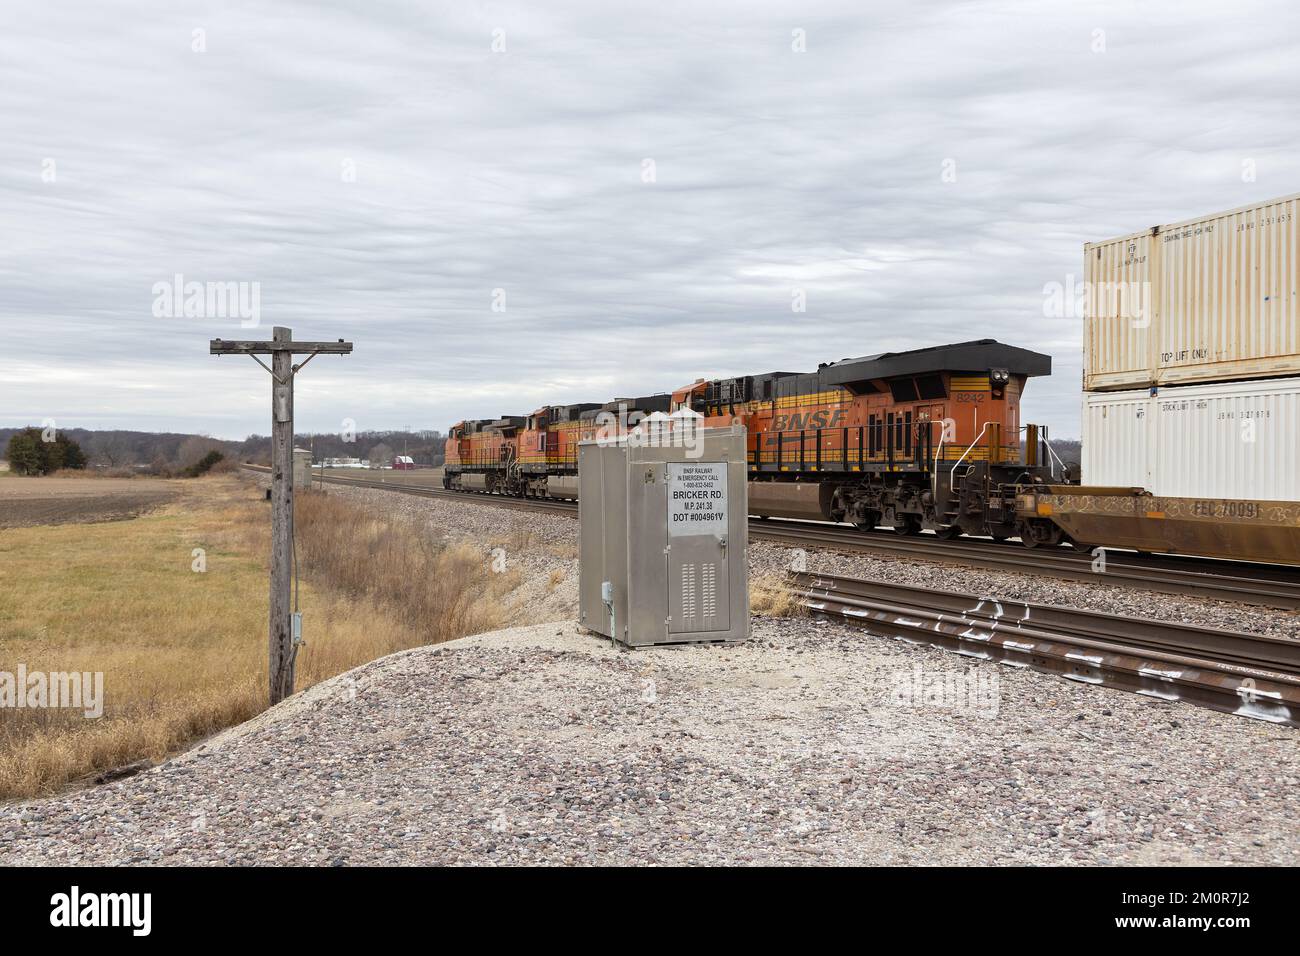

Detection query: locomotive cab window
(888, 378), (919, 403)
(915, 373), (946, 400)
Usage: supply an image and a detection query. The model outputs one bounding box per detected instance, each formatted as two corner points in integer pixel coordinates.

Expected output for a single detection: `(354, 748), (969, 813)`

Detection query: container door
(666, 461), (730, 634)
(1084, 232), (1159, 389)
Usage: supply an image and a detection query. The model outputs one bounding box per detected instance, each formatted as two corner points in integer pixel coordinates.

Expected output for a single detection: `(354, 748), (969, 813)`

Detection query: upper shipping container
(1083, 193), (1300, 391)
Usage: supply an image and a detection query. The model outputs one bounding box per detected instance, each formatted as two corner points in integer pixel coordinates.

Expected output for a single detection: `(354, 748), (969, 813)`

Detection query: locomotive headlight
(990, 367), (1009, 400)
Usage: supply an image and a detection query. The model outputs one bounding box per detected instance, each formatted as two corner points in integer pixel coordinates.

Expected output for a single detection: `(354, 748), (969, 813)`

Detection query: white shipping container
(1080, 390), (1149, 488)
(1083, 192), (1300, 391)
(1081, 376), (1300, 501)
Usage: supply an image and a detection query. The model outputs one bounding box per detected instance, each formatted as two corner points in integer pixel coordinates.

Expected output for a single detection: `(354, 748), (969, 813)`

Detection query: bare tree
(95, 436), (135, 468)
(176, 435), (225, 470)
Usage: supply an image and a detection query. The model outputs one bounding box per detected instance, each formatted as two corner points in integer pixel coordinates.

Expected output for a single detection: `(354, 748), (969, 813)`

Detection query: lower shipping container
(1081, 376), (1300, 501)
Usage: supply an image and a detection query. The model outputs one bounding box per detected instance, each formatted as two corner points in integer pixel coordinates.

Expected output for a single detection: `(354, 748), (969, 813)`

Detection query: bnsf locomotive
(445, 339), (1071, 546)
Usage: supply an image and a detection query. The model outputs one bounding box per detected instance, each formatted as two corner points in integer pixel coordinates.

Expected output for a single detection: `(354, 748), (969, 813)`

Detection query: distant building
(392, 455), (415, 470)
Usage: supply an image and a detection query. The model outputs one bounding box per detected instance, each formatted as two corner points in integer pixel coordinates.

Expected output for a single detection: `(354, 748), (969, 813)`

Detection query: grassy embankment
(0, 476), (515, 800)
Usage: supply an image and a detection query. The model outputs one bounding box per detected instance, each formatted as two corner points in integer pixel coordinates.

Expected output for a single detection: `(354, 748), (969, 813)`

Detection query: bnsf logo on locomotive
(772, 410), (848, 431)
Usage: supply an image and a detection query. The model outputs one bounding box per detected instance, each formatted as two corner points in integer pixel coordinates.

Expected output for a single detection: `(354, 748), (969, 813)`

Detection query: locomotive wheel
(893, 515), (922, 536)
(853, 510), (881, 532)
(935, 525), (963, 540)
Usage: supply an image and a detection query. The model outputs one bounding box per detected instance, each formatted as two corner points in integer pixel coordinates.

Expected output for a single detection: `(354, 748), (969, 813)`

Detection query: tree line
(1, 426), (447, 474)
(4, 427), (88, 475)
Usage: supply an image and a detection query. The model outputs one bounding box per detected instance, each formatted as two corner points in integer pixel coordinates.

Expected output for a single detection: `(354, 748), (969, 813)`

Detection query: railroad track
(242, 465), (1300, 610)
(243, 465), (578, 515)
(753, 520), (1300, 611)
(793, 571), (1300, 728)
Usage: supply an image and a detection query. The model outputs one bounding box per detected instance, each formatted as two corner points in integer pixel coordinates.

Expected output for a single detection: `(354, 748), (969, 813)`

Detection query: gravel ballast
(3, 617), (1296, 866)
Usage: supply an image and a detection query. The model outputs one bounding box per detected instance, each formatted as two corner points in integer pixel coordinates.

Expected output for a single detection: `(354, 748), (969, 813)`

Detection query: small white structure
(292, 448), (312, 489)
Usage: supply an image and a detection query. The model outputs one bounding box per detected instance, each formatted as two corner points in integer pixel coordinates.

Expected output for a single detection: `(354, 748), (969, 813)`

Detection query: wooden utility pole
(210, 327), (353, 705)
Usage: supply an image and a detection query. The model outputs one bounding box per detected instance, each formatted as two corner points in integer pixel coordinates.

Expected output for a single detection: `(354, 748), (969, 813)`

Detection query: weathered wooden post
(269, 327), (294, 702)
(210, 327), (353, 704)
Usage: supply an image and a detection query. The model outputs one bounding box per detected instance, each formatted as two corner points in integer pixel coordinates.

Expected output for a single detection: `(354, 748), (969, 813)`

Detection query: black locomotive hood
(819, 339), (1052, 391)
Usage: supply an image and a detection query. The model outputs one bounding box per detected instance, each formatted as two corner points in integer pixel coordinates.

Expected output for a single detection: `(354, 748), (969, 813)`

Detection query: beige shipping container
(1083, 192), (1300, 390)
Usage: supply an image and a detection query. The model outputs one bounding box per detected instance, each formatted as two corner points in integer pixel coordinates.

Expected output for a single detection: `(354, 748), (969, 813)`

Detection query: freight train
(444, 193), (1300, 567)
(444, 339), (1075, 547)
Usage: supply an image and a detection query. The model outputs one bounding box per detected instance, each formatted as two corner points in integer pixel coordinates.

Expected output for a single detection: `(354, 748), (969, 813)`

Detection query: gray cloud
(3, 0), (1298, 439)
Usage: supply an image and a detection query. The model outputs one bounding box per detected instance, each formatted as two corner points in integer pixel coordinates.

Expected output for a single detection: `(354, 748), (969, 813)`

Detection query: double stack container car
(445, 193), (1299, 566)
(1017, 193), (1300, 564)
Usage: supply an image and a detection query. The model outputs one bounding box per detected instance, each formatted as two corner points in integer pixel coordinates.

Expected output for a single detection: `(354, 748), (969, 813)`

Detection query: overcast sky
(3, 1), (1298, 441)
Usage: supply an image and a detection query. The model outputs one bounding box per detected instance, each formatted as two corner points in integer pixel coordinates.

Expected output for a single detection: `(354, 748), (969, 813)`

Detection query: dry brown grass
(285, 490), (516, 651)
(0, 476), (513, 801)
(492, 526), (537, 556)
(749, 574), (807, 618)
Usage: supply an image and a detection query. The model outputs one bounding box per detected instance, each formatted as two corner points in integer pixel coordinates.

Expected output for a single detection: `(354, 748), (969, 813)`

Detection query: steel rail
(754, 521), (1300, 610)
(792, 571), (1300, 728)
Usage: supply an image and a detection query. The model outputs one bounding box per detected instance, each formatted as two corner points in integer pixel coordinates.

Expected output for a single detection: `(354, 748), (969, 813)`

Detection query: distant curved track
(242, 465), (1300, 610)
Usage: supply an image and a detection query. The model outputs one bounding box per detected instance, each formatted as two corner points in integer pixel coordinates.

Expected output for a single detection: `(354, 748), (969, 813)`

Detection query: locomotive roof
(598, 394), (672, 414)
(554, 403), (602, 420)
(819, 339), (1051, 390)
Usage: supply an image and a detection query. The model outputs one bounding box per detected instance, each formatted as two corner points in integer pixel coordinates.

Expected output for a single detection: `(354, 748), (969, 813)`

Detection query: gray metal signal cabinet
(292, 448), (313, 489)
(578, 426), (749, 647)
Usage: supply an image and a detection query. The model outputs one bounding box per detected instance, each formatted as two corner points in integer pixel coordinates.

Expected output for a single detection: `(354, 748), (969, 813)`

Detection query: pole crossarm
(209, 338), (353, 355)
